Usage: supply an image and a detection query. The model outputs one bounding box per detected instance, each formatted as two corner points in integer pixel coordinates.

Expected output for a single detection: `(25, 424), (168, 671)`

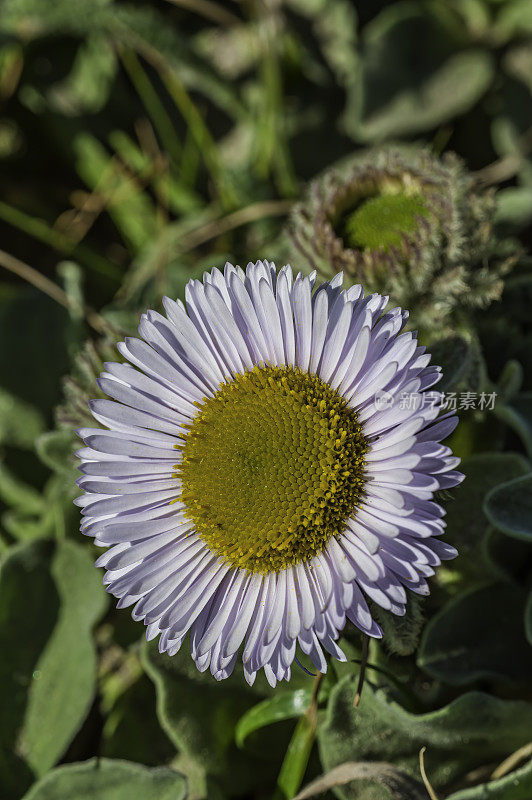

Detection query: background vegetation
(0, 1), (531, 799)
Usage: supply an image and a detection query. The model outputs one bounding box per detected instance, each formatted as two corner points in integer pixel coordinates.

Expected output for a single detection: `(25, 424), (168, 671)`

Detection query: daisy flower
(76, 261), (462, 686)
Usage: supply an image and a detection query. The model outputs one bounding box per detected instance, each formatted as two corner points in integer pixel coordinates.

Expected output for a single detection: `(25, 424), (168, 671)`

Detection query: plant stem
(0, 248), (110, 335)
(353, 635), (369, 708)
(119, 47), (182, 168)
(491, 742), (532, 780)
(161, 69), (237, 209)
(177, 198), (293, 250)
(419, 747), (439, 800)
(118, 28), (238, 210)
(273, 672), (322, 800)
(0, 201), (120, 281)
(163, 0), (240, 26)
(255, 4), (298, 197)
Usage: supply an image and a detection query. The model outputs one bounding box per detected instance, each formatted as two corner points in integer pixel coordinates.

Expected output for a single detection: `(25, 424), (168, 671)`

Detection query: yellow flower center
(177, 365), (368, 573)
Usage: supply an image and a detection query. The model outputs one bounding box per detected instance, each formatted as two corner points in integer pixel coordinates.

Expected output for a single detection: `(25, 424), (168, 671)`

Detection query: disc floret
(178, 365), (368, 573)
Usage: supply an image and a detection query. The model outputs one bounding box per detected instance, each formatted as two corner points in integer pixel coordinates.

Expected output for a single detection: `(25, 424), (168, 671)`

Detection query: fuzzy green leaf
(442, 453), (529, 583)
(447, 754), (532, 799)
(496, 0), (532, 40)
(0, 539), (108, 795)
(0, 463), (44, 515)
(318, 679), (532, 800)
(236, 689), (312, 748)
(370, 594), (425, 657)
(484, 474), (532, 541)
(101, 675), (176, 766)
(0, 388), (45, 449)
(350, 5), (494, 141)
(35, 430), (77, 475)
(495, 393), (532, 458)
(429, 335), (473, 393)
(482, 526), (532, 585)
(417, 583), (532, 684)
(496, 359), (524, 401)
(141, 640), (309, 796)
(294, 761), (427, 800)
(20, 758), (187, 800)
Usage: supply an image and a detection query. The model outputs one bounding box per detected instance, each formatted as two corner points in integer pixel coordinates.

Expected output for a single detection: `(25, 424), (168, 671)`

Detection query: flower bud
(285, 146), (516, 338)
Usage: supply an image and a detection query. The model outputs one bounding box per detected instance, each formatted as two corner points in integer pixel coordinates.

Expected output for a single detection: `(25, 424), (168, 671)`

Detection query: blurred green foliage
(0, 0), (531, 798)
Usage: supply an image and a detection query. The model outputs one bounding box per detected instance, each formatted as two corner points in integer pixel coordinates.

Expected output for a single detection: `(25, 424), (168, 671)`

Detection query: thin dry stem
(491, 742), (532, 781)
(0, 248), (109, 335)
(179, 199), (294, 251)
(419, 747), (439, 800)
(353, 634), (369, 708)
(164, 0), (240, 26)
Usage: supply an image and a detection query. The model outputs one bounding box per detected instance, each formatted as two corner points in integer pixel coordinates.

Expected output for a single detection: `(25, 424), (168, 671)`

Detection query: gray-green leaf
(429, 335), (474, 394)
(236, 688), (312, 748)
(141, 640), (305, 796)
(21, 758), (187, 800)
(349, 5), (494, 141)
(417, 583), (532, 684)
(447, 753), (532, 799)
(0, 388), (44, 449)
(484, 474), (532, 541)
(494, 393), (532, 458)
(442, 453), (529, 583)
(0, 539), (108, 793)
(294, 761), (428, 800)
(318, 680), (532, 800)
